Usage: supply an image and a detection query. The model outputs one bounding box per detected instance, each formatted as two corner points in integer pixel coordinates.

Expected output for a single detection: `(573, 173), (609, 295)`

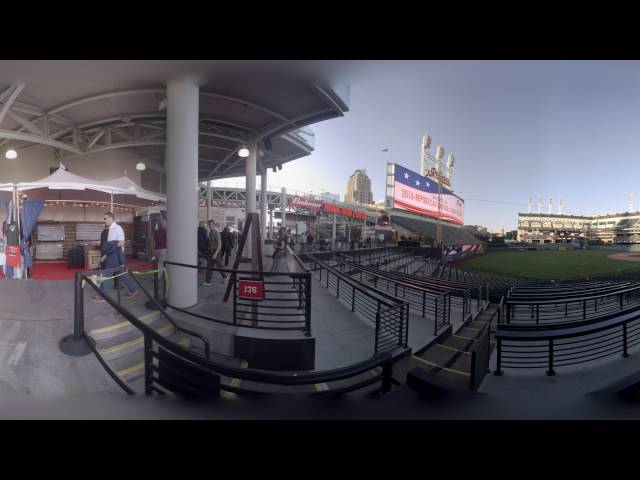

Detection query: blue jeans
(100, 267), (137, 295)
(271, 253), (285, 272)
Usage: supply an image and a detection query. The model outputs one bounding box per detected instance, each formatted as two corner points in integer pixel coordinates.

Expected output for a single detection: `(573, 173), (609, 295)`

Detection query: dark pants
(205, 252), (227, 283)
(222, 246), (231, 266)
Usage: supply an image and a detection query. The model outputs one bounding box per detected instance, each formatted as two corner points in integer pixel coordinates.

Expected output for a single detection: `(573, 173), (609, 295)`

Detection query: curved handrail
(85, 274), (397, 386)
(127, 272), (211, 359)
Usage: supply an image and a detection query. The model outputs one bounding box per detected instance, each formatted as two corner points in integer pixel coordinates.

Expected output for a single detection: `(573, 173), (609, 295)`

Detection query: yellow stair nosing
(99, 324), (173, 355)
(90, 310), (160, 335)
(411, 355), (471, 377)
(432, 343), (472, 355)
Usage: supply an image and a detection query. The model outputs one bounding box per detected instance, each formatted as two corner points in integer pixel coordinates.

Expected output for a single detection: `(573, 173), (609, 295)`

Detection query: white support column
(269, 208), (274, 240)
(260, 167), (267, 242)
(206, 180), (211, 221)
(281, 187), (287, 232)
(332, 214), (337, 250)
(245, 139), (257, 258)
(165, 78), (199, 308)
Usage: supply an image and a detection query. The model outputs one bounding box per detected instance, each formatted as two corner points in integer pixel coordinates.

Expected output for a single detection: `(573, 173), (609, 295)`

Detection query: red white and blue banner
(393, 164), (464, 225)
(443, 244), (482, 262)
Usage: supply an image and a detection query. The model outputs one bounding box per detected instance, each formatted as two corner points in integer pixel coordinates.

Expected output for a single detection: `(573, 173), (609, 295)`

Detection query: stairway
(392, 303), (500, 392)
(86, 293), (247, 393)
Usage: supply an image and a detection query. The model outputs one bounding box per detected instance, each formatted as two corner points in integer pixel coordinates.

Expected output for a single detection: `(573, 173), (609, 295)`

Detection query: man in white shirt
(91, 212), (139, 302)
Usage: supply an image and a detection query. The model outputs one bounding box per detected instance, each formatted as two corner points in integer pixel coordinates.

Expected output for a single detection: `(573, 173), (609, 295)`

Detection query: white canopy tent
(0, 169), (165, 208)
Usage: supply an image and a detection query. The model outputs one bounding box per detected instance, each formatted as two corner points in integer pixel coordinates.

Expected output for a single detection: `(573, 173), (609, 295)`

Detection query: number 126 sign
(238, 280), (265, 300)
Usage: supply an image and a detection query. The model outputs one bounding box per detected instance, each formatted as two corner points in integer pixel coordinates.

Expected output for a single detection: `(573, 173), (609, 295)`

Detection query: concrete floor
(1, 254), (639, 418)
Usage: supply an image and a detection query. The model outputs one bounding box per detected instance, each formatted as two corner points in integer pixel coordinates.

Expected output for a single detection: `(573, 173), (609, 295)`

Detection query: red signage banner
(6, 246), (20, 268)
(321, 202), (366, 220)
(288, 196), (323, 213)
(238, 280), (265, 300)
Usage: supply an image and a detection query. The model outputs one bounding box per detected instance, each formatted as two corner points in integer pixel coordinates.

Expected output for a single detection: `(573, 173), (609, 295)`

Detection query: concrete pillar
(245, 139), (257, 258)
(206, 180), (211, 221)
(165, 78), (199, 308)
(332, 214), (337, 249)
(281, 187), (287, 231)
(269, 209), (274, 240)
(260, 167), (267, 241)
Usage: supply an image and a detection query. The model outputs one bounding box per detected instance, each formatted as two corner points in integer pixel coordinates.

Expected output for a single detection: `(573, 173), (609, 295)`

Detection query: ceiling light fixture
(238, 146), (250, 158)
(5, 148), (17, 160)
(136, 162), (146, 171)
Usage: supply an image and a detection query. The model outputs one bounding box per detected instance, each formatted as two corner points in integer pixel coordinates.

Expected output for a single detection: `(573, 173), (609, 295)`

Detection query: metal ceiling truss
(200, 188), (284, 210)
(0, 83), (342, 179)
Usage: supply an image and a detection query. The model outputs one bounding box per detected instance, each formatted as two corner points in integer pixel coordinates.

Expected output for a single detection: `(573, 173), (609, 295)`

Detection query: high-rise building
(345, 169), (374, 205)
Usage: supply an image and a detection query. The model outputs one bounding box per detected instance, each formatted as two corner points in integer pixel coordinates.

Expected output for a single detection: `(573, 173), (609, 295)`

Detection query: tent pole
(110, 192), (114, 212)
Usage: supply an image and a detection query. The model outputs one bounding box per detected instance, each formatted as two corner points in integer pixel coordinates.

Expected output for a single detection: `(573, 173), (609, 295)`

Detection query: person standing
(271, 228), (287, 272)
(153, 218), (167, 268)
(202, 221), (227, 285)
(221, 226), (234, 267)
(91, 212), (139, 302)
(306, 232), (314, 252)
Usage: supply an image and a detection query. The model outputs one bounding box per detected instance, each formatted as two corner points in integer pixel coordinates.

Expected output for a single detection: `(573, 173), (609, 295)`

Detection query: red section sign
(6, 246), (20, 268)
(238, 280), (265, 300)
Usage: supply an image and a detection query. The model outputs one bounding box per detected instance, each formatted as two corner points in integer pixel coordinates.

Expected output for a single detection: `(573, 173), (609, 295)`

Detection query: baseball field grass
(463, 249), (640, 280)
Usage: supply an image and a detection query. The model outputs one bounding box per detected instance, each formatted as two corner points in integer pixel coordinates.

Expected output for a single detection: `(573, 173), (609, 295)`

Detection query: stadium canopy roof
(0, 61), (351, 181)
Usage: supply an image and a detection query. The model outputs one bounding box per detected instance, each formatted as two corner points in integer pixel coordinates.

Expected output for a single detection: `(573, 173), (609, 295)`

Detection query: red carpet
(28, 258), (154, 281)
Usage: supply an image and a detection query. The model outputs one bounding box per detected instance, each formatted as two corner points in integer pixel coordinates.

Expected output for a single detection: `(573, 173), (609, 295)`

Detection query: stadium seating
(391, 215), (481, 245)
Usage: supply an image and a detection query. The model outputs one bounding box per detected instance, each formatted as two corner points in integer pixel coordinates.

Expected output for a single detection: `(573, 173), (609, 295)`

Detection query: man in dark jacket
(221, 226), (234, 267)
(91, 212), (139, 302)
(197, 221), (209, 267)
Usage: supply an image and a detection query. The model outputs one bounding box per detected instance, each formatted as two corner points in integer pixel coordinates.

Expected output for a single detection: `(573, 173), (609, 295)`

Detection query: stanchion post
(59, 271), (96, 356)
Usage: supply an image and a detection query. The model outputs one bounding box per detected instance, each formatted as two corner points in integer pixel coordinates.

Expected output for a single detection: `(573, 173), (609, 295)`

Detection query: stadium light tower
(435, 145), (446, 250)
(420, 134), (432, 176)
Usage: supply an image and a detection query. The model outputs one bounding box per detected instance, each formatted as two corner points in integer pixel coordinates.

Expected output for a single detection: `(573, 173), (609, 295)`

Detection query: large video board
(391, 163), (464, 225)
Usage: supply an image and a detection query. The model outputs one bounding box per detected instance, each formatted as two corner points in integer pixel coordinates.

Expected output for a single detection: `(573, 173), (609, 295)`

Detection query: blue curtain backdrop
(21, 200), (45, 269)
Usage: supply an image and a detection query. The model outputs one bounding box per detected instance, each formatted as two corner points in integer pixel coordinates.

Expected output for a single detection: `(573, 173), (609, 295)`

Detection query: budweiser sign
(288, 196), (323, 212)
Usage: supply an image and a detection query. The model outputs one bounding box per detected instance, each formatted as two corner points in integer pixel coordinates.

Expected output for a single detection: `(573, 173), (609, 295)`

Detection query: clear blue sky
(216, 61), (640, 231)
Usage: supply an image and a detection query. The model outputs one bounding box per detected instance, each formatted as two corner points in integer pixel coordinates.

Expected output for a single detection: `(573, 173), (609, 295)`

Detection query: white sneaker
(201, 282), (212, 286)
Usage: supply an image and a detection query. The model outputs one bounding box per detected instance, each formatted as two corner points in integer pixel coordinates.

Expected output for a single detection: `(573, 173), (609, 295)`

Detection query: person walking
(221, 226), (234, 267)
(271, 228), (287, 272)
(306, 232), (314, 253)
(202, 221), (227, 286)
(91, 212), (139, 302)
(197, 221), (209, 268)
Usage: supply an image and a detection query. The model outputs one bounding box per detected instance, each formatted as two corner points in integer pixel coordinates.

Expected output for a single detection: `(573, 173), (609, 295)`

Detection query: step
(441, 335), (476, 351)
(410, 356), (471, 390)
(457, 326), (482, 339)
(419, 345), (472, 373)
(111, 334), (191, 383)
(97, 323), (175, 361)
(89, 310), (163, 340)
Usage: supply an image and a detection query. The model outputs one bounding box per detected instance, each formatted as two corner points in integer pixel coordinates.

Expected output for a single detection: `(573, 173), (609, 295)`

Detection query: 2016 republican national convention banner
(393, 164), (464, 225)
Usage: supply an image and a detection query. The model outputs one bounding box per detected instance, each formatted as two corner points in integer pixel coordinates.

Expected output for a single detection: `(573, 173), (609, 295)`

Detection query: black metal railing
(505, 283), (640, 325)
(494, 306), (640, 376)
(163, 261), (312, 336)
(376, 302), (410, 355)
(340, 262), (450, 335)
(307, 256), (409, 354)
(65, 264), (406, 397)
